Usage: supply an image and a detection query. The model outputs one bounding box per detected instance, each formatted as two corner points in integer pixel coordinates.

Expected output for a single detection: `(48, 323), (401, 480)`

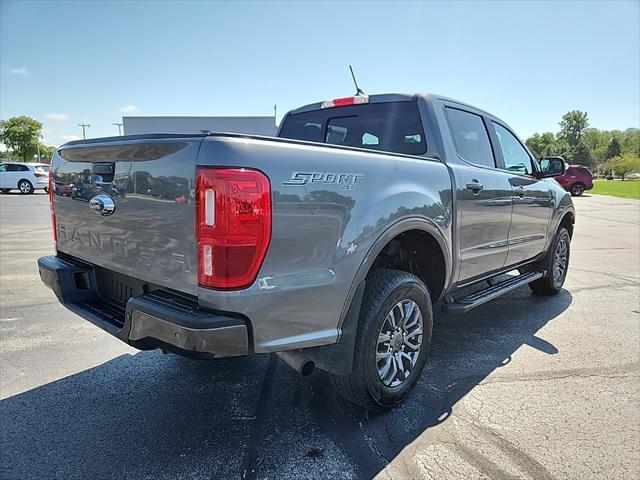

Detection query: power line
(78, 123), (90, 139)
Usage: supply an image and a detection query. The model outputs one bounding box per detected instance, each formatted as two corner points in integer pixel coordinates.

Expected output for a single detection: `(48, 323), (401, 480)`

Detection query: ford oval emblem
(89, 195), (116, 216)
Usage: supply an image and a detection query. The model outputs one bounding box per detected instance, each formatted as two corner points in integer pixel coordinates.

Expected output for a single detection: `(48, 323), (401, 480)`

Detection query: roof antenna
(349, 65), (365, 96)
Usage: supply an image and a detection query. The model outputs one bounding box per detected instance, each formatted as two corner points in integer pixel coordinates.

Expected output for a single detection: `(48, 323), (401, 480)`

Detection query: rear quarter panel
(196, 136), (453, 352)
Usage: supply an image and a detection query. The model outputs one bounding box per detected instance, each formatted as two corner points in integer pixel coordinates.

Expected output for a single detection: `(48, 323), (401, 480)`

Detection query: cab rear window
(278, 101), (427, 155)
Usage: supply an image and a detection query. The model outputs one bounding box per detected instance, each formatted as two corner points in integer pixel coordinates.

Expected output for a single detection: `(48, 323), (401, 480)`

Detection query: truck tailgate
(52, 136), (204, 296)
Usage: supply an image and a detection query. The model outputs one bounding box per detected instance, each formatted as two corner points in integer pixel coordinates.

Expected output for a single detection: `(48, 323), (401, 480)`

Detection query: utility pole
(37, 134), (42, 161)
(78, 123), (90, 139)
(112, 122), (123, 136)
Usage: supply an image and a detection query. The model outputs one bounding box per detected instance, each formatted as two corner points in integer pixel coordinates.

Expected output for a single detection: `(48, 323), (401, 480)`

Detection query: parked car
(0, 162), (49, 194)
(53, 180), (74, 196)
(39, 93), (574, 410)
(30, 163), (51, 193)
(543, 156), (593, 196)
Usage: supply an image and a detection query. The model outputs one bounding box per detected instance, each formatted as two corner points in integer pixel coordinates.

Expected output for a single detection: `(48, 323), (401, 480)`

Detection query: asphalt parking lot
(1, 191), (639, 480)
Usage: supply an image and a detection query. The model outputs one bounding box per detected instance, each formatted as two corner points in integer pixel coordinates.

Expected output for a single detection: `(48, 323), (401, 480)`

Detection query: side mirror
(538, 158), (566, 178)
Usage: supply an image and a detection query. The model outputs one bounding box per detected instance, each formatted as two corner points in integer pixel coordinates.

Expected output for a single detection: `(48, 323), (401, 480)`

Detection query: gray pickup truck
(38, 93), (574, 410)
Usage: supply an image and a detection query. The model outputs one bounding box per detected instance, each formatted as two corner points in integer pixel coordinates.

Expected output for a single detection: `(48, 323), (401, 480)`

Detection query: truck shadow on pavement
(1, 287), (572, 480)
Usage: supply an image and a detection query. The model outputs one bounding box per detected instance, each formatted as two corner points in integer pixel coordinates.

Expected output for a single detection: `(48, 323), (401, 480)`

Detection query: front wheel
(331, 269), (433, 410)
(529, 227), (571, 295)
(570, 183), (585, 196)
(18, 180), (34, 194)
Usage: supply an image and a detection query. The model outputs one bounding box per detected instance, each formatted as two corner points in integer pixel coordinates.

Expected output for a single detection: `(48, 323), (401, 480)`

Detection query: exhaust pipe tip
(277, 350), (316, 376)
(300, 360), (316, 376)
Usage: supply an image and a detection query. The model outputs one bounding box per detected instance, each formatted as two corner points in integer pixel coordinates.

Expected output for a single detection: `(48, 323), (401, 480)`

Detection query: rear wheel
(529, 227), (571, 295)
(570, 183), (585, 196)
(331, 269), (433, 410)
(18, 180), (34, 194)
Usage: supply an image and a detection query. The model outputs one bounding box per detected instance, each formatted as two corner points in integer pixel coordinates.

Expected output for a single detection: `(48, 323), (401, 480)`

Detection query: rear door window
(445, 108), (495, 168)
(279, 102), (427, 155)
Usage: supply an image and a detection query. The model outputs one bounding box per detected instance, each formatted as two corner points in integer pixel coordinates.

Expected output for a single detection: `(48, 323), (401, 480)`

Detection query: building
(122, 116), (277, 136)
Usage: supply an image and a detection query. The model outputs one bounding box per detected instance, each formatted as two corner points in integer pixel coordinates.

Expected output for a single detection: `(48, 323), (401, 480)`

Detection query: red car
(544, 157), (593, 196)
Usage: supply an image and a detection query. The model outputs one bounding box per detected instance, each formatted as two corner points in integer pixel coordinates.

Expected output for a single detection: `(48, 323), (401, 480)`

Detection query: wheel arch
(298, 218), (451, 376)
(570, 182), (585, 194)
(559, 210), (575, 238)
(17, 178), (33, 188)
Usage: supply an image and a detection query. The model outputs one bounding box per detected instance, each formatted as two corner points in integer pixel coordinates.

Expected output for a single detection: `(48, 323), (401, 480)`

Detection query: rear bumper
(37, 255), (249, 358)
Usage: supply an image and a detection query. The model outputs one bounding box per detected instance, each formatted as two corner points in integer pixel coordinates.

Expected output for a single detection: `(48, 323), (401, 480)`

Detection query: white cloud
(61, 134), (82, 142)
(118, 104), (139, 114)
(10, 67), (29, 75)
(46, 113), (69, 121)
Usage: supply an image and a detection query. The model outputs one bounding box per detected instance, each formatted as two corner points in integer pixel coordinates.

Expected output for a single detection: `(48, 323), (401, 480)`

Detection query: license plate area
(93, 267), (149, 308)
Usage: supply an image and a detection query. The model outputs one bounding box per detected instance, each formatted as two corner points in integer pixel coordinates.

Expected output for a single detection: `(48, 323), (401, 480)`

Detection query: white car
(0, 162), (50, 194)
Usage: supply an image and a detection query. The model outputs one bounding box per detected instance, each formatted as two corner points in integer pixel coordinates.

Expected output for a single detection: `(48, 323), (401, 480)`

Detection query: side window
(19, 165), (30, 172)
(492, 122), (534, 175)
(362, 132), (379, 146)
(6, 164), (20, 172)
(326, 124), (347, 144)
(0, 164), (7, 172)
(445, 108), (495, 168)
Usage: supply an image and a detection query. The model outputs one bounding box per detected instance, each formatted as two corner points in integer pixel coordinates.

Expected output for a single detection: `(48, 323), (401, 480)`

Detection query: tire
(570, 183), (585, 196)
(529, 227), (571, 295)
(44, 187), (49, 194)
(0, 189), (10, 194)
(18, 180), (34, 194)
(331, 269), (433, 410)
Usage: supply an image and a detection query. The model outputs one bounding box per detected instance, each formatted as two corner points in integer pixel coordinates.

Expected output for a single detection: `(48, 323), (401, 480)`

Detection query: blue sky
(1, 0), (638, 146)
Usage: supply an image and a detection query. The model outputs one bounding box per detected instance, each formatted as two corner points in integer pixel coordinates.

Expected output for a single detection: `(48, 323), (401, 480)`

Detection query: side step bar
(442, 271), (546, 314)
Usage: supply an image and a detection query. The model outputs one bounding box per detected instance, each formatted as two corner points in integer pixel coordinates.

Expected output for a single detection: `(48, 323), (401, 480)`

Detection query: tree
(604, 153), (640, 180)
(36, 144), (56, 163)
(525, 132), (557, 158)
(0, 116), (43, 161)
(605, 137), (622, 160)
(558, 110), (589, 150)
(572, 142), (593, 167)
(621, 128), (640, 156)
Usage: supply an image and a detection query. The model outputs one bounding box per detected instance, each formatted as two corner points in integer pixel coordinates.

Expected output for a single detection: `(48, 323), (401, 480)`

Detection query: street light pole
(78, 123), (90, 139)
(113, 122), (123, 136)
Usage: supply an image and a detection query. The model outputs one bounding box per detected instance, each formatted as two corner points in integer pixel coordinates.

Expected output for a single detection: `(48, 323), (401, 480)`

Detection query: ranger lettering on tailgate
(57, 223), (191, 272)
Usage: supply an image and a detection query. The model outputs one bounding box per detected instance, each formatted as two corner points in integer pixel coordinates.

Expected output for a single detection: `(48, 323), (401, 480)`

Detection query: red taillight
(49, 174), (57, 244)
(321, 94), (369, 109)
(196, 167), (271, 289)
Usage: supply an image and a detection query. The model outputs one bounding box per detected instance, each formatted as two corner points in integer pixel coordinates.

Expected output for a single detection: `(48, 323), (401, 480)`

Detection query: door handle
(514, 185), (525, 198)
(465, 180), (483, 194)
